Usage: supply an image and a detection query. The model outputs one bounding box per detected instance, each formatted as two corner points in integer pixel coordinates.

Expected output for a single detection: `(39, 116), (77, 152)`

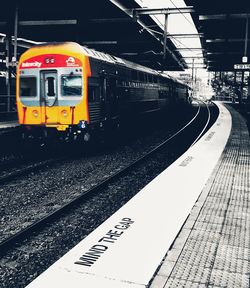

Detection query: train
(16, 41), (191, 142)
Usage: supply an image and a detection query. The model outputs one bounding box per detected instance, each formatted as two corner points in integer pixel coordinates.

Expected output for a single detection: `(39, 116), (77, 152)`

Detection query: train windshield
(20, 76), (37, 97)
(61, 75), (82, 96)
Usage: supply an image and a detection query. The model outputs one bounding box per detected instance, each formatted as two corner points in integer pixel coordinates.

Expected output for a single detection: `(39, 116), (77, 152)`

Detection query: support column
(5, 2), (18, 113)
(239, 71), (244, 105)
(247, 73), (250, 112)
(163, 12), (169, 60)
(244, 14), (248, 58)
(5, 30), (12, 111)
(13, 5), (18, 64)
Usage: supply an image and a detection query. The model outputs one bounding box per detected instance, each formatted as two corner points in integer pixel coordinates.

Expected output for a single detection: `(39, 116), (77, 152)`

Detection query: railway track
(0, 141), (90, 185)
(0, 101), (216, 257)
(190, 100), (213, 146)
(0, 157), (67, 185)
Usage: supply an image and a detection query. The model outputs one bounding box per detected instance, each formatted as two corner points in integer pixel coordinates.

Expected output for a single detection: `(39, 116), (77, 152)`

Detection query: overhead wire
(153, 1), (203, 59)
(168, 0), (204, 60)
(133, 0), (204, 68)
(141, 25), (204, 68)
(142, 26), (203, 56)
(169, 0), (197, 29)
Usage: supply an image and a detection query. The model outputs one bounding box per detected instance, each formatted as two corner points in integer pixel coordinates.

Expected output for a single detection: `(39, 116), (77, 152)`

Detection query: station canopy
(185, 0), (250, 71)
(0, 0), (205, 72)
(2, 0), (247, 73)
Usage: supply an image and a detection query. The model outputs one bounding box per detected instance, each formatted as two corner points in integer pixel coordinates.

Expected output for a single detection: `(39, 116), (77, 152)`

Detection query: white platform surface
(0, 121), (19, 129)
(26, 102), (232, 288)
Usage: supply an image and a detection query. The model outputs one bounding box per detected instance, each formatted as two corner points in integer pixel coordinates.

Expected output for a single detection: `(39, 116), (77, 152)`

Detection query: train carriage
(16, 42), (190, 141)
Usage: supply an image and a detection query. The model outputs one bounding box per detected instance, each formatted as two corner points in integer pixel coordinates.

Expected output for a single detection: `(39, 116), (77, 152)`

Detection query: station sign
(234, 64), (250, 70)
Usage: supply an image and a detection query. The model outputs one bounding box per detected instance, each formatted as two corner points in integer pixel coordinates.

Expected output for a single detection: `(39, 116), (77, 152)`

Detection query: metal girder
(181, 56), (204, 58)
(206, 38), (250, 43)
(19, 20), (77, 26)
(185, 60), (205, 63)
(109, 0), (186, 70)
(183, 1), (250, 71)
(0, 0), (189, 71)
(81, 40), (157, 45)
(82, 41), (118, 45)
(206, 51), (243, 55)
(186, 63), (205, 66)
(199, 13), (250, 20)
(168, 33), (203, 38)
(175, 48), (206, 51)
(12, 38), (44, 48)
(120, 52), (138, 56)
(89, 18), (134, 23)
(120, 50), (161, 56)
(189, 65), (207, 68)
(132, 6), (194, 16)
(0, 32), (43, 48)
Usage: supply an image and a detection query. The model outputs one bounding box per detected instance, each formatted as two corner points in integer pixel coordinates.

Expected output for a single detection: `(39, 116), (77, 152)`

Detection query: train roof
(23, 42), (187, 84)
(167, 74), (187, 86)
(79, 44), (164, 77)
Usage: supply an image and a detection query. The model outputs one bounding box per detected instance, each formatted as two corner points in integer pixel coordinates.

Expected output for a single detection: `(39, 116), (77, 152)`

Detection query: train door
(40, 70), (58, 123)
(170, 84), (176, 104)
(100, 72), (119, 120)
(99, 72), (107, 120)
(106, 75), (119, 119)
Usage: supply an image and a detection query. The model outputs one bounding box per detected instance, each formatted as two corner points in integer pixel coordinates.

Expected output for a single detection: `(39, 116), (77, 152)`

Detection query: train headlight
(32, 110), (39, 117)
(61, 110), (68, 118)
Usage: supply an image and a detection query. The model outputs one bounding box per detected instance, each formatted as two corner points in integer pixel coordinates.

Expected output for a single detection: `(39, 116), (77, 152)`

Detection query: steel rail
(0, 157), (67, 185)
(190, 100), (213, 147)
(0, 104), (207, 256)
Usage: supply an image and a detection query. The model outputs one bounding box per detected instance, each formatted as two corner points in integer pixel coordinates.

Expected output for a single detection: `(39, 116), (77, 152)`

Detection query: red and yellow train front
(16, 43), (91, 132)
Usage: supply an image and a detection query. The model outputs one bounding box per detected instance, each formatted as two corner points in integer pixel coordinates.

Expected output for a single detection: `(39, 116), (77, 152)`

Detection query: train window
(131, 70), (138, 80)
(61, 75), (82, 96)
(20, 76), (37, 97)
(148, 74), (153, 83)
(46, 77), (56, 97)
(138, 72), (144, 82)
(153, 75), (158, 83)
(159, 90), (168, 99)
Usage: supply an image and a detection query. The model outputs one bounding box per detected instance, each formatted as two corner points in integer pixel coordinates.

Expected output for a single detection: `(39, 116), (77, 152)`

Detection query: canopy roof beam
(19, 20), (77, 26)
(110, 0), (187, 70)
(199, 13), (250, 21)
(206, 38), (250, 43)
(168, 33), (203, 38)
(132, 7), (194, 16)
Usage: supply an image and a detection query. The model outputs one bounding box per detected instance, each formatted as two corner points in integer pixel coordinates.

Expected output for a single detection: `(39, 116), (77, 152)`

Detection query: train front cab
(16, 43), (91, 139)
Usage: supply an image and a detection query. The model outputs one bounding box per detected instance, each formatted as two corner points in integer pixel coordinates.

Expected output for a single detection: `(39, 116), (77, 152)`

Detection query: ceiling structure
(1, 0), (248, 73)
(185, 0), (250, 71)
(0, 0), (195, 72)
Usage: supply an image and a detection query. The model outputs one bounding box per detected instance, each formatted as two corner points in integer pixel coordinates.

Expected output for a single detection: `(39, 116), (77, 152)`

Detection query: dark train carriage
(87, 50), (188, 127)
(16, 42), (190, 141)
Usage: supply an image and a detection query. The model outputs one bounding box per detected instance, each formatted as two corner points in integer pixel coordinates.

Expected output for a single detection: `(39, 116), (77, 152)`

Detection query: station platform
(0, 120), (19, 130)
(25, 102), (250, 288)
(150, 104), (250, 288)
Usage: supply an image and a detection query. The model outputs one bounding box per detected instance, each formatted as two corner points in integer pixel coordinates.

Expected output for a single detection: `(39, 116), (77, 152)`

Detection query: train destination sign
(234, 64), (250, 70)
